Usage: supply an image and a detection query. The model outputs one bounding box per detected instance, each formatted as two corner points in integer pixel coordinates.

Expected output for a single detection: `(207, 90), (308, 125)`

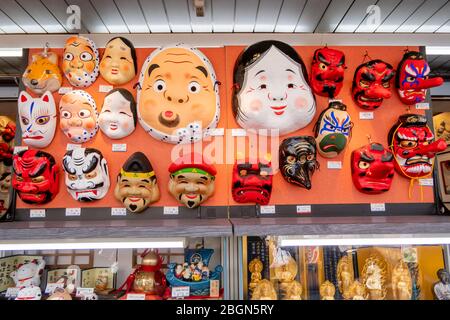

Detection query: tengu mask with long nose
(310, 47), (346, 98)
(232, 161), (273, 205)
(279, 136), (320, 189)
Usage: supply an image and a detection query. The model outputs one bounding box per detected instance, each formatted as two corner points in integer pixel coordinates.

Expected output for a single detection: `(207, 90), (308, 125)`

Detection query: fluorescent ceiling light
(426, 46), (450, 55)
(0, 48), (22, 57)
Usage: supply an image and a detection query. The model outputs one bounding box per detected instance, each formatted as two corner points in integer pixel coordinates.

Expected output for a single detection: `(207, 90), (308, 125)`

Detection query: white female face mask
(99, 90), (136, 139)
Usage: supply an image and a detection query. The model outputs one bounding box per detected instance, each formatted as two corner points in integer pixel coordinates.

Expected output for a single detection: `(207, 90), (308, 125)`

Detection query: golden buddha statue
(320, 280), (336, 300)
(283, 281), (302, 300)
(248, 258), (263, 292)
(392, 260), (412, 300)
(361, 255), (387, 300)
(251, 279), (277, 300)
(348, 280), (366, 300)
(337, 255), (354, 299)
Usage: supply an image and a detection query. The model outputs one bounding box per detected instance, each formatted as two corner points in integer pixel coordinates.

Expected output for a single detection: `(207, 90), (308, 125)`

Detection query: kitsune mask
(22, 51), (62, 95)
(100, 37), (137, 85)
(232, 161), (273, 205)
(18, 91), (57, 148)
(311, 47), (346, 98)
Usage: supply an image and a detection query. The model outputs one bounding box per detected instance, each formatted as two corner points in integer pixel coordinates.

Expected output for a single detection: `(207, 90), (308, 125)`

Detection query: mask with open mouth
(310, 47), (346, 98)
(279, 136), (320, 189)
(62, 147), (110, 201)
(232, 161), (272, 205)
(352, 59), (395, 110)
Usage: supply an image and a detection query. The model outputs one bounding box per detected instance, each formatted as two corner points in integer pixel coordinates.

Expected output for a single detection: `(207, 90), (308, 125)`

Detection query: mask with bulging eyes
(310, 47), (346, 98)
(279, 136), (320, 189)
(232, 161), (273, 205)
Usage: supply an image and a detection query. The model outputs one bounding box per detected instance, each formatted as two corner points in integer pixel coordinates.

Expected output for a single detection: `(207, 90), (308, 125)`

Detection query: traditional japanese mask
(232, 161), (273, 205)
(279, 136), (319, 189)
(100, 37), (137, 85)
(62, 148), (110, 201)
(351, 143), (395, 194)
(99, 88), (136, 139)
(137, 44), (220, 144)
(233, 41), (315, 135)
(352, 59), (395, 110)
(396, 51), (443, 105)
(12, 150), (59, 204)
(313, 101), (353, 158)
(310, 47), (346, 98)
(22, 51), (62, 95)
(59, 90), (99, 143)
(115, 152), (160, 213)
(18, 91), (57, 148)
(62, 35), (99, 87)
(10, 259), (45, 288)
(388, 114), (447, 178)
(168, 153), (216, 208)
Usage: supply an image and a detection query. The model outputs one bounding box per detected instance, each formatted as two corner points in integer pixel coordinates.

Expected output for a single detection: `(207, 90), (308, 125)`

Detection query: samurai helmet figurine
(232, 160), (273, 205)
(310, 47), (346, 98)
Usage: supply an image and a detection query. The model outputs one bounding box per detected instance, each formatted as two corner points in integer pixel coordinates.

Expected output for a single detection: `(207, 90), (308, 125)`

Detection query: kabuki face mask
(310, 47), (346, 98)
(232, 161), (273, 205)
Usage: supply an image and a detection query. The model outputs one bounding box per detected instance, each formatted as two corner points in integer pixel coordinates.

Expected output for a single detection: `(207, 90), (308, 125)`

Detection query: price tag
(5, 287), (20, 298)
(65, 208), (81, 216)
(209, 128), (225, 136)
(327, 161), (342, 169)
(415, 102), (430, 110)
(30, 209), (46, 218)
(111, 208), (127, 216)
(260, 205), (276, 214)
(164, 206), (179, 215)
(231, 128), (247, 137)
(329, 99), (342, 103)
(419, 178), (434, 186)
(66, 143), (81, 151)
(13, 146), (28, 154)
(210, 280), (220, 298)
(45, 283), (65, 294)
(58, 87), (72, 94)
(99, 85), (114, 93)
(171, 286), (190, 298)
(297, 205), (312, 214)
(126, 293), (146, 300)
(76, 287), (94, 297)
(370, 203), (386, 212)
(112, 144), (127, 152)
(359, 112), (374, 120)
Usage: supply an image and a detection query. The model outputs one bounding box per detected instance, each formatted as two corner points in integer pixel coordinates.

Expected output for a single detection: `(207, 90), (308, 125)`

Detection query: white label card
(58, 87), (73, 95)
(415, 103), (430, 110)
(329, 99), (342, 103)
(260, 205), (276, 214)
(30, 209), (46, 218)
(231, 128), (247, 137)
(111, 208), (127, 216)
(126, 293), (146, 300)
(370, 203), (386, 212)
(359, 112), (374, 120)
(419, 178), (434, 186)
(327, 161), (342, 169)
(5, 287), (20, 298)
(209, 128), (225, 136)
(297, 205), (312, 214)
(112, 144), (127, 152)
(171, 286), (190, 298)
(76, 287), (94, 297)
(13, 146), (28, 154)
(45, 283), (65, 294)
(99, 85), (114, 93)
(164, 206), (179, 215)
(65, 208), (81, 216)
(66, 143), (81, 151)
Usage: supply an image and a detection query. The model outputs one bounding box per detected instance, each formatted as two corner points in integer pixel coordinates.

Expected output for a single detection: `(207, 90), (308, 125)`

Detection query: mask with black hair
(100, 37), (137, 85)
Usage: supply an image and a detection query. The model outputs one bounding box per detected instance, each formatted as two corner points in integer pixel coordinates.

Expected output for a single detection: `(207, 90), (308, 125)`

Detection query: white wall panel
(274, 0), (307, 33)
(91, 0), (130, 33)
(139, 0), (171, 33)
(254, 0), (283, 32)
(295, 0), (330, 32)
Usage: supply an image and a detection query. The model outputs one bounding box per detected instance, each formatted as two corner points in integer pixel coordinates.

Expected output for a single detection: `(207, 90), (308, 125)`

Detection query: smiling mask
(100, 37), (137, 85)
(99, 89), (136, 139)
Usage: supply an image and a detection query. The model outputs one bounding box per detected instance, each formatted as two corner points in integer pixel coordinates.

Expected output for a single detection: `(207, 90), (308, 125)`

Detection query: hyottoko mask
(100, 37), (137, 85)
(388, 114), (447, 178)
(63, 36), (99, 87)
(279, 136), (319, 189)
(22, 51), (62, 95)
(311, 47), (346, 98)
(313, 101), (353, 158)
(351, 143), (395, 194)
(99, 88), (137, 139)
(63, 148), (110, 201)
(59, 90), (99, 143)
(12, 150), (59, 204)
(232, 161), (273, 205)
(137, 44), (220, 144)
(352, 59), (395, 110)
(233, 41), (315, 135)
(18, 91), (57, 148)
(0, 116), (15, 166)
(168, 153), (216, 208)
(396, 51), (443, 105)
(114, 152), (160, 213)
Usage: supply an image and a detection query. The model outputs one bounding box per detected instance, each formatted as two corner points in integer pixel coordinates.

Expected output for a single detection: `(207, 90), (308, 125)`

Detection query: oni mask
(63, 148), (110, 201)
(59, 90), (99, 143)
(99, 88), (137, 139)
(352, 59), (395, 110)
(279, 136), (319, 189)
(351, 143), (395, 194)
(115, 152), (160, 213)
(232, 161), (273, 205)
(63, 36), (99, 87)
(12, 150), (59, 204)
(0, 116), (15, 166)
(18, 91), (57, 148)
(168, 153), (216, 208)
(396, 51), (443, 105)
(137, 44), (220, 144)
(233, 41), (315, 135)
(313, 101), (353, 158)
(310, 47), (346, 98)
(100, 37), (137, 85)
(22, 51), (62, 95)
(388, 114), (446, 178)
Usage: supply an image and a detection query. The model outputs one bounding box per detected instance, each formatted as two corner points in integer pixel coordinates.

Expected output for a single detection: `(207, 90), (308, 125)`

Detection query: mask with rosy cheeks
(396, 51), (444, 105)
(12, 150), (59, 204)
(59, 90), (99, 143)
(233, 41), (315, 135)
(351, 143), (395, 194)
(99, 89), (137, 139)
(100, 37), (137, 85)
(63, 36), (99, 87)
(232, 161), (273, 205)
(388, 114), (447, 178)
(352, 60), (395, 110)
(310, 47), (346, 98)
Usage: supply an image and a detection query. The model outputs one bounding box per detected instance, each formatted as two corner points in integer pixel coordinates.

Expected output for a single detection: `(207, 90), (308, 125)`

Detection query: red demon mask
(12, 149), (59, 204)
(232, 161), (273, 205)
(351, 143), (394, 194)
(396, 51), (443, 105)
(388, 114), (447, 178)
(352, 59), (395, 110)
(1, 121), (15, 143)
(311, 47), (346, 98)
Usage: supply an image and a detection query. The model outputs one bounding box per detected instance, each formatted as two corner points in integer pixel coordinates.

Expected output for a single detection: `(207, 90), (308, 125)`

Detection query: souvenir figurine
(18, 91), (57, 148)
(233, 40), (316, 135)
(248, 258), (263, 292)
(0, 116), (16, 166)
(232, 161), (273, 205)
(47, 287), (72, 300)
(351, 142), (395, 194)
(392, 260), (412, 300)
(62, 35), (99, 87)
(320, 280), (336, 300)
(59, 90), (99, 143)
(99, 37), (137, 85)
(137, 44), (220, 144)
(10, 259), (46, 288)
(168, 153), (216, 208)
(283, 281), (302, 300)
(62, 148), (110, 201)
(396, 51), (443, 105)
(337, 255), (354, 299)
(349, 280), (366, 300)
(22, 50), (62, 95)
(0, 165), (12, 218)
(279, 136), (320, 189)
(361, 255), (387, 300)
(251, 279), (277, 300)
(15, 286), (42, 300)
(12, 150), (59, 204)
(434, 269), (450, 300)
(313, 101), (353, 158)
(310, 47), (346, 98)
(114, 152), (160, 213)
(352, 59), (395, 110)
